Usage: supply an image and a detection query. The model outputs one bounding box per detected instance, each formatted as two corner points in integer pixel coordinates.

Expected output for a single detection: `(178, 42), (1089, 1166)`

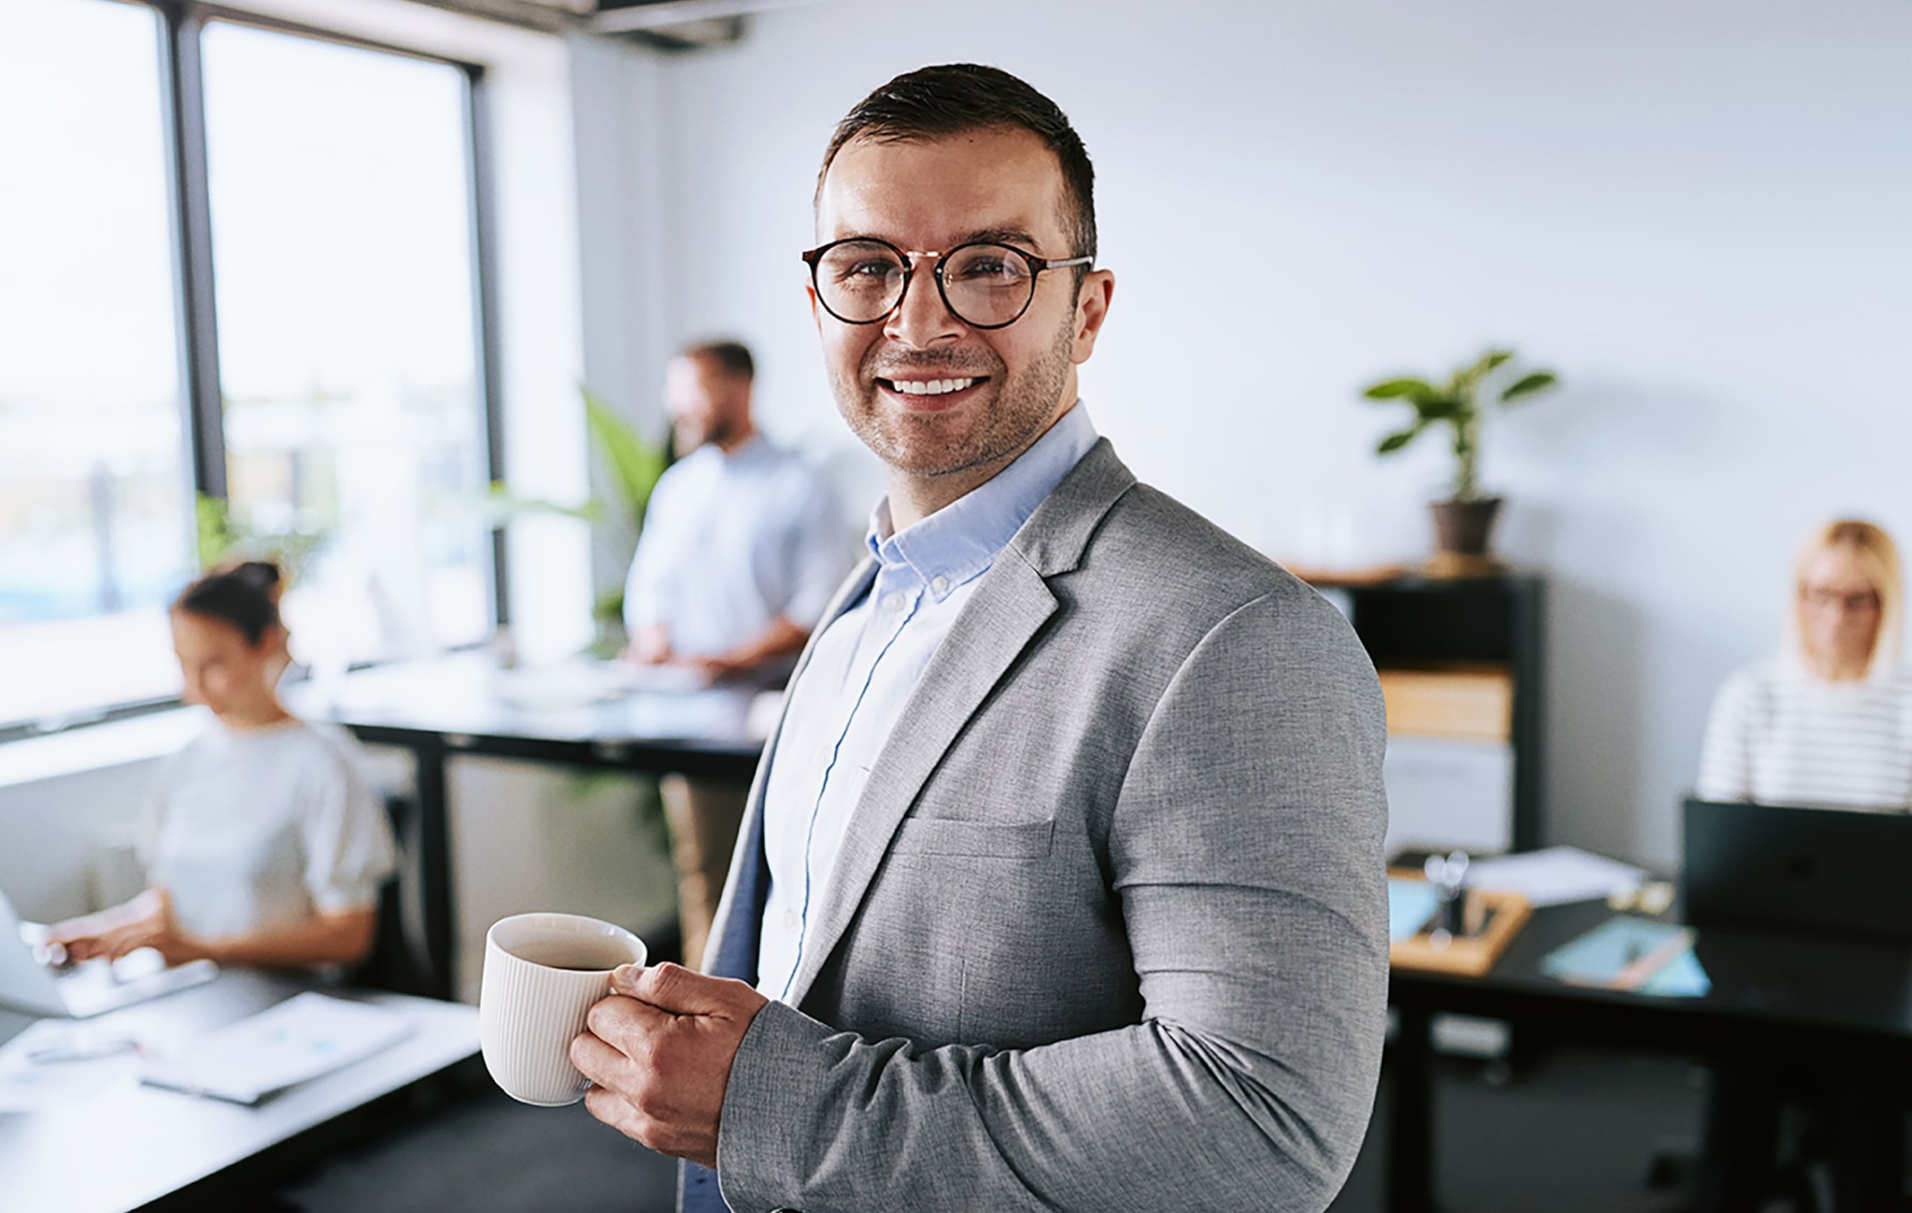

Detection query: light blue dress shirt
(755, 403), (1100, 998)
(621, 435), (850, 681)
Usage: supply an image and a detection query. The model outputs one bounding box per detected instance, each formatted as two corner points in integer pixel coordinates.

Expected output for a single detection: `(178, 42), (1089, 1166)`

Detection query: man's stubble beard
(831, 311), (1076, 482)
(677, 413), (735, 454)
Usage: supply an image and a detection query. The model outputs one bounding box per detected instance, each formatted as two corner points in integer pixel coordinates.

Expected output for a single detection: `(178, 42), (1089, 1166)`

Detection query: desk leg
(1390, 1004), (1436, 1213)
(414, 737), (455, 1001)
(1831, 1073), (1903, 1213)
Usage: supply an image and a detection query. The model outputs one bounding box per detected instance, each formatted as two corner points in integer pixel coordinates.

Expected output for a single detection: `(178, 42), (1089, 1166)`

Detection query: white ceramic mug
(478, 912), (647, 1106)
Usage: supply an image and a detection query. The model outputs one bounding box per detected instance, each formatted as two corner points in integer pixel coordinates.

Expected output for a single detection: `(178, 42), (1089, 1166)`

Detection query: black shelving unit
(1306, 571), (1548, 853)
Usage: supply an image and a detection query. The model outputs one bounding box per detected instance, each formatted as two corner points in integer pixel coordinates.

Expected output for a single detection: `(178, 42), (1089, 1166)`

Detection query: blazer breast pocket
(888, 817), (1055, 859)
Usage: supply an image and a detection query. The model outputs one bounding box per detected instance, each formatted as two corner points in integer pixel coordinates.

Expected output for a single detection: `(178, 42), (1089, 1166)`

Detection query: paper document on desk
(1465, 846), (1645, 908)
(141, 992), (411, 1104)
(1541, 917), (1710, 996)
(1387, 880), (1441, 942)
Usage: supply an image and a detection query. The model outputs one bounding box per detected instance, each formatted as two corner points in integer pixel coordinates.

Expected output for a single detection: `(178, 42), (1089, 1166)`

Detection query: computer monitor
(1682, 796), (1912, 941)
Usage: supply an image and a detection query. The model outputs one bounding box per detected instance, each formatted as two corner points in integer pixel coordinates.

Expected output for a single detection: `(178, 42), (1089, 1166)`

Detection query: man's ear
(1070, 269), (1115, 365)
(806, 283), (821, 333)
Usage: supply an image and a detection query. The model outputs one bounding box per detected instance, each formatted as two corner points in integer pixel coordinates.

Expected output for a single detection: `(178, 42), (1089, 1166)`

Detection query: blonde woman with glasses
(1687, 519), (1908, 1212)
(1698, 518), (1911, 811)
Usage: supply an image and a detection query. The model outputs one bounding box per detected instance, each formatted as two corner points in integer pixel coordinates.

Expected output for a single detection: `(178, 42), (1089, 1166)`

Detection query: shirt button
(883, 591), (906, 611)
(783, 909), (801, 931)
(930, 576), (949, 595)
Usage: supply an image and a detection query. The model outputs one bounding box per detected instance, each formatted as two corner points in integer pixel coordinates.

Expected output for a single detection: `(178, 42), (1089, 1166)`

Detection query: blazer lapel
(781, 553), (1058, 1007)
(702, 557), (877, 983)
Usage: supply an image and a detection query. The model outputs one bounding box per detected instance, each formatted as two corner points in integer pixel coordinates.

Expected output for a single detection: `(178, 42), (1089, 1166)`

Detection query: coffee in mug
(478, 912), (646, 1106)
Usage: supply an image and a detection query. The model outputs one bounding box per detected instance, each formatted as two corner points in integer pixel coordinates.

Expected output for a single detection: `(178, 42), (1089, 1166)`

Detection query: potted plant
(195, 494), (329, 581)
(477, 385), (672, 652)
(1361, 348), (1558, 573)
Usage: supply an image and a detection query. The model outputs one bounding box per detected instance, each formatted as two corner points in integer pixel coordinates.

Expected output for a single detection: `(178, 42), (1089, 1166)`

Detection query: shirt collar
(710, 432), (768, 465)
(865, 402), (1099, 601)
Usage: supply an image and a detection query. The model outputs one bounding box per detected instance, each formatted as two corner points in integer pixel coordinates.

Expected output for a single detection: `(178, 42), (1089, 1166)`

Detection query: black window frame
(1, 0), (508, 745)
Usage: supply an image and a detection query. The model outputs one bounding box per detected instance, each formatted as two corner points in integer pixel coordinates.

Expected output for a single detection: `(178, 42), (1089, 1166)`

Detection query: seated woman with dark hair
(48, 561), (396, 970)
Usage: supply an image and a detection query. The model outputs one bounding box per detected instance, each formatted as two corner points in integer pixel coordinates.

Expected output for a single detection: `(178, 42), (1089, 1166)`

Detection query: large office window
(202, 23), (492, 669)
(0, 0), (193, 726)
(0, 4), (498, 732)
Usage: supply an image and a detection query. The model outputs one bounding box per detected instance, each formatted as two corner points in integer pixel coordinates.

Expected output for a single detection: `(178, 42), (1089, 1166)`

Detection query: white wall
(566, 33), (678, 601)
(574, 0), (1912, 868)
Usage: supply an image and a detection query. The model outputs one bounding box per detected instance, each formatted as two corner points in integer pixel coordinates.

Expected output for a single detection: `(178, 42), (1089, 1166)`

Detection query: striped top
(1697, 658), (1912, 811)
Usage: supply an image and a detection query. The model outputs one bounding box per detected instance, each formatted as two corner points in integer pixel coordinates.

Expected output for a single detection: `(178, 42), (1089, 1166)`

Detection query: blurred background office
(1, 0), (1908, 1211)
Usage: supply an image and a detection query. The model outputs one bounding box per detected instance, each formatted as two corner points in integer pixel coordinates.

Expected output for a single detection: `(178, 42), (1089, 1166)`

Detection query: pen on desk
(27, 1036), (142, 1064)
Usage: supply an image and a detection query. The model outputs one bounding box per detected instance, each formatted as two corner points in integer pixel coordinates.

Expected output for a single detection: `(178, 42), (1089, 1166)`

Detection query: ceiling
(408, 0), (809, 47)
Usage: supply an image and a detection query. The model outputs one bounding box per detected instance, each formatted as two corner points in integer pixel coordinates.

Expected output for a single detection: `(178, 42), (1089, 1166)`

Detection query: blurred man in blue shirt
(623, 339), (851, 968)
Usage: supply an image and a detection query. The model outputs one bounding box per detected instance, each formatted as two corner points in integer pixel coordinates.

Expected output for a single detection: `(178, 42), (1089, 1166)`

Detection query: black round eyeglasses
(801, 238), (1092, 330)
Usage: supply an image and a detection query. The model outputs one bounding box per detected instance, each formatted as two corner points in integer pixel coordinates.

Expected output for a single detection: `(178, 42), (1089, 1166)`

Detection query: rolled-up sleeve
(781, 471), (853, 631)
(298, 753), (397, 914)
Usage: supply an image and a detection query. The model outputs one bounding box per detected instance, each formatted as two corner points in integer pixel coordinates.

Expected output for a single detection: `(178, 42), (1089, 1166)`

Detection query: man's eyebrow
(824, 226), (1048, 252)
(957, 226), (1042, 251)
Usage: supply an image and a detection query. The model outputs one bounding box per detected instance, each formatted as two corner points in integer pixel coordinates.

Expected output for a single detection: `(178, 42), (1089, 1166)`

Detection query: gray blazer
(680, 439), (1388, 1213)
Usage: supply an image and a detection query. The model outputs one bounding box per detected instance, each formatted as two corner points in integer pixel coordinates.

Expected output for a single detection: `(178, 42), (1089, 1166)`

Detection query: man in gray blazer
(570, 64), (1389, 1213)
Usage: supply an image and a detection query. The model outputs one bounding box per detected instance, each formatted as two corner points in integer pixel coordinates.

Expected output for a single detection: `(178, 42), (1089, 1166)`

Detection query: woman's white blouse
(1697, 658), (1912, 811)
(139, 718), (397, 939)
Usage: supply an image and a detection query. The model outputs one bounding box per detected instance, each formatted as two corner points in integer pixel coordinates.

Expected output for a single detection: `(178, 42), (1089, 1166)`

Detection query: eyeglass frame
(1797, 583), (1881, 614)
(800, 237), (1094, 331)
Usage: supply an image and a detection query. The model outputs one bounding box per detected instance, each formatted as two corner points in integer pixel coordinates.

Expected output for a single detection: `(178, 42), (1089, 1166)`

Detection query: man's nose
(882, 258), (964, 349)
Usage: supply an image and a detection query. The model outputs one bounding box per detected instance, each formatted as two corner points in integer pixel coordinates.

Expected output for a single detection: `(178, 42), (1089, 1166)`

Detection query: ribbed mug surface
(479, 912), (647, 1106)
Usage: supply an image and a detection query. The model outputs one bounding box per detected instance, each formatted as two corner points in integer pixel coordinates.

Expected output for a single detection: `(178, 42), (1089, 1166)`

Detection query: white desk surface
(0, 968), (477, 1213)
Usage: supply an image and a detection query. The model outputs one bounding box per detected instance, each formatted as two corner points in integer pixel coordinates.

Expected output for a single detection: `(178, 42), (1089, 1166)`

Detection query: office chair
(346, 793), (440, 998)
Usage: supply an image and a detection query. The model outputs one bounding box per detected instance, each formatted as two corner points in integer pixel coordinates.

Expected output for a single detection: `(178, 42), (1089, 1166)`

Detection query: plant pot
(1427, 497), (1504, 575)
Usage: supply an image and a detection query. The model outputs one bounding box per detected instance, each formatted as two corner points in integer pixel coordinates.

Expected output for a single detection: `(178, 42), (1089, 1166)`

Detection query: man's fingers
(584, 992), (672, 1055)
(569, 1027), (638, 1089)
(584, 1083), (645, 1140)
(621, 962), (735, 1016)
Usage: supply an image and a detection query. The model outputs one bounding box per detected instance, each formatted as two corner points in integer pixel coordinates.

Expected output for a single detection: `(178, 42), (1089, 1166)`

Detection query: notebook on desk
(1683, 796), (1912, 941)
(140, 992), (412, 1104)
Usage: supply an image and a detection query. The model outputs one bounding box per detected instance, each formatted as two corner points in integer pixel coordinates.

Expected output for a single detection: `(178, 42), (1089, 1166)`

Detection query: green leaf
(1473, 349), (1514, 378)
(1376, 427), (1421, 455)
(1500, 371), (1559, 403)
(581, 385), (669, 528)
(1362, 377), (1439, 403)
(195, 494), (236, 571)
(481, 482), (603, 524)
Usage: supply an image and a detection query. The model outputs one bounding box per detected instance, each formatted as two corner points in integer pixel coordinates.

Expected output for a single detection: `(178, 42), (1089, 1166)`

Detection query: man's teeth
(888, 377), (977, 396)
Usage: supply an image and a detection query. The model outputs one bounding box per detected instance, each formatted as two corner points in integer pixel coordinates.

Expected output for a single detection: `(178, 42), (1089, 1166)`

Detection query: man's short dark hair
(817, 64), (1096, 270)
(679, 338), (754, 381)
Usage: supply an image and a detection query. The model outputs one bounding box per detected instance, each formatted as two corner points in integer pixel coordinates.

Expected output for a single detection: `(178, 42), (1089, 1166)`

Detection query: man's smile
(875, 375), (990, 409)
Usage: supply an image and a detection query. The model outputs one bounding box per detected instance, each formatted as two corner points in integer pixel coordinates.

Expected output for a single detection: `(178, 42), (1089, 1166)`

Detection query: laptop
(1682, 796), (1912, 941)
(0, 889), (217, 1018)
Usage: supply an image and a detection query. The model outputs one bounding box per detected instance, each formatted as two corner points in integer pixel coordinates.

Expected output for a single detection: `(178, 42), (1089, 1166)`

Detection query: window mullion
(465, 67), (510, 628)
(158, 1), (227, 505)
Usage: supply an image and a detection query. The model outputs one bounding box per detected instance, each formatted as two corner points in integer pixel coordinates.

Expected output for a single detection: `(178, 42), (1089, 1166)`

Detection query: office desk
(290, 655), (766, 998)
(0, 969), (478, 1213)
(1386, 899), (1912, 1212)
